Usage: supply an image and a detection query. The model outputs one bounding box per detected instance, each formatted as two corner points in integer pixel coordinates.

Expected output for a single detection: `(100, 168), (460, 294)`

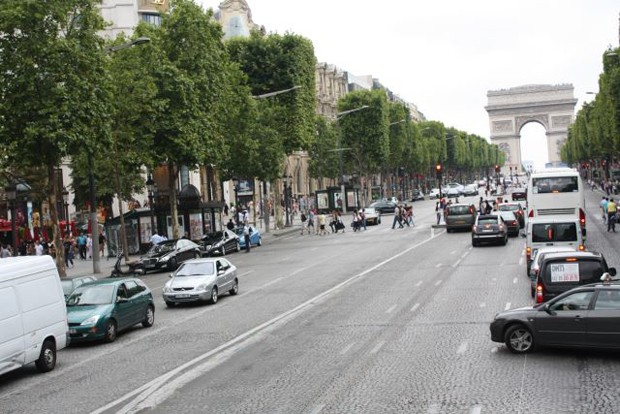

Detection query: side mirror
(168, 273), (174, 278)
(543, 303), (556, 316)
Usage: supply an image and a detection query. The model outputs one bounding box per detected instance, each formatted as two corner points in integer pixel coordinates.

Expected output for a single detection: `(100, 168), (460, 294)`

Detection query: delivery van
(0, 256), (69, 376)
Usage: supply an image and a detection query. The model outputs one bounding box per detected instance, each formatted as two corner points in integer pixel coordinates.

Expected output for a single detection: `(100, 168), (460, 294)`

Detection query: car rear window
(499, 204), (519, 212)
(478, 218), (497, 225)
(543, 259), (604, 285)
(448, 206), (471, 215)
(532, 223), (578, 242)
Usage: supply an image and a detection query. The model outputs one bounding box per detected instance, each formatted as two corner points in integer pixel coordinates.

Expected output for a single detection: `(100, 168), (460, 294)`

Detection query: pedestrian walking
(300, 211), (309, 235)
(77, 232), (86, 260)
(318, 213), (328, 235)
(86, 234), (92, 260)
(34, 240), (43, 256)
(64, 237), (74, 268)
(358, 208), (367, 231)
(308, 209), (315, 234)
(608, 198), (617, 232)
(392, 204), (403, 229)
(99, 232), (106, 259)
(243, 223), (251, 252)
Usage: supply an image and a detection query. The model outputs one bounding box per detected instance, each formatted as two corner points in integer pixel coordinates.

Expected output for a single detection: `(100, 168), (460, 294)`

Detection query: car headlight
(196, 283), (208, 291)
(163, 283), (172, 293)
(159, 255), (170, 262)
(80, 315), (100, 326)
(206, 245), (212, 250)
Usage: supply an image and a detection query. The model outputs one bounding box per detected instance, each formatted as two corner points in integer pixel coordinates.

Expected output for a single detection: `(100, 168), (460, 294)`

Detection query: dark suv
(534, 251), (616, 304)
(491, 280), (620, 353)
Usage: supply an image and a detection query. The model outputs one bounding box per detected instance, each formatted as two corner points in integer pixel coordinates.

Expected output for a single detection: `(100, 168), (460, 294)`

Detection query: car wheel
(257, 237), (262, 246)
(504, 324), (535, 354)
(209, 287), (218, 304)
(142, 306), (155, 328)
(447, 228), (452, 233)
(165, 301), (176, 308)
(229, 278), (239, 295)
(168, 257), (178, 270)
(501, 236), (507, 246)
(35, 339), (56, 373)
(104, 320), (117, 343)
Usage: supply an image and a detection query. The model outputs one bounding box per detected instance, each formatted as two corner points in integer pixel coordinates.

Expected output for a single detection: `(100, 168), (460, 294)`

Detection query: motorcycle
(110, 250), (145, 277)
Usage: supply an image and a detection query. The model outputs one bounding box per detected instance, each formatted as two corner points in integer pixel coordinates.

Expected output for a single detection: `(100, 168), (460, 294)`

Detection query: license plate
(175, 294), (190, 298)
(483, 229), (494, 233)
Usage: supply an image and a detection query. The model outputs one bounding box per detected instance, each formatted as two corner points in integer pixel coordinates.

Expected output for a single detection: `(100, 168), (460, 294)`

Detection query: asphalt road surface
(2, 188), (620, 414)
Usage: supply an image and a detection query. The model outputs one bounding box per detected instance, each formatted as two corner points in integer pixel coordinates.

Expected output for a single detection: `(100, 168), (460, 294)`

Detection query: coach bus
(526, 168), (586, 235)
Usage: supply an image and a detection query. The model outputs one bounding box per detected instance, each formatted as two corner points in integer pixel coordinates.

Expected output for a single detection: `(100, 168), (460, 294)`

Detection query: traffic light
(435, 163), (443, 177)
(494, 164), (500, 173)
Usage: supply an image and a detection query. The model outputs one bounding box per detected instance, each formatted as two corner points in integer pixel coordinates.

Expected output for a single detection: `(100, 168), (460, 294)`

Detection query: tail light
(579, 208), (586, 227)
(499, 225), (505, 231)
(529, 209), (533, 218)
(578, 244), (585, 251)
(536, 284), (544, 303)
(472, 225), (477, 232)
(526, 246), (531, 260)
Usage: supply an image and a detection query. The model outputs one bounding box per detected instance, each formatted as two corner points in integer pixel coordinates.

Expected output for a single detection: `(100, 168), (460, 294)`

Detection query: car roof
(79, 279), (132, 287)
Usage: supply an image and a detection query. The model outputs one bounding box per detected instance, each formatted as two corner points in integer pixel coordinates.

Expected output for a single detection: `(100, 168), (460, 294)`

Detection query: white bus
(526, 168), (586, 235)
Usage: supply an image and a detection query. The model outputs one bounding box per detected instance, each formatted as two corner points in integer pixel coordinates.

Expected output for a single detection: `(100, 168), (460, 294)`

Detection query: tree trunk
(49, 164), (66, 277)
(115, 173), (129, 262)
(168, 164), (180, 239)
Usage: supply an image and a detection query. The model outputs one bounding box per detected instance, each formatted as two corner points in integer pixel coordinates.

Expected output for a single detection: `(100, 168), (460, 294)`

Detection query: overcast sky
(197, 0), (619, 169)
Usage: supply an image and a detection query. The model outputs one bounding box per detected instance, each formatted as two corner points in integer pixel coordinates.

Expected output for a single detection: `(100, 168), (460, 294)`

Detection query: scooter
(110, 250), (145, 277)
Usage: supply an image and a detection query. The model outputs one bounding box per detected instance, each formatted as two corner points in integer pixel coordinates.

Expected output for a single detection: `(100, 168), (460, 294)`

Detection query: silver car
(162, 258), (238, 307)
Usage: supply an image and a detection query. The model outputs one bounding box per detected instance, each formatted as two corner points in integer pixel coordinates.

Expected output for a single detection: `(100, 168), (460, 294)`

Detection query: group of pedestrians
(392, 204), (415, 229)
(600, 196), (618, 232)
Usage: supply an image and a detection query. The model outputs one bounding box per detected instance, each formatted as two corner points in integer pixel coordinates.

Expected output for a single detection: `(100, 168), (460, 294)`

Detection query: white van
(524, 216), (585, 275)
(0, 256), (69, 376)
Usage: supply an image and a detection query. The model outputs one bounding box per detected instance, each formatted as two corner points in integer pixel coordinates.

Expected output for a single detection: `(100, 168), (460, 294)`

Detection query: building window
(141, 13), (162, 26)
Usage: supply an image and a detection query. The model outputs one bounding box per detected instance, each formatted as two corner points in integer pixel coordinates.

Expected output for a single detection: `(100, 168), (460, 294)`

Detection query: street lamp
(232, 177), (239, 212)
(333, 105), (370, 213)
(5, 183), (17, 253)
(146, 174), (155, 236)
(105, 37), (151, 53)
(62, 187), (70, 236)
(253, 85), (302, 99)
(283, 174), (292, 227)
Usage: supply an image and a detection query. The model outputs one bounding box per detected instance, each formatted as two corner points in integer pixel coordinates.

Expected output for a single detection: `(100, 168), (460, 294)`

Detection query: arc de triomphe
(485, 84), (577, 173)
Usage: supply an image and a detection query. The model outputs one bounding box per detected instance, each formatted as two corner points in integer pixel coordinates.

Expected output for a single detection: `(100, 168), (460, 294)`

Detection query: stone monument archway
(485, 84), (577, 173)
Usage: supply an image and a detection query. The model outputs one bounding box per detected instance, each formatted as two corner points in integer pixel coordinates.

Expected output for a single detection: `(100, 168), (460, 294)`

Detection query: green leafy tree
(0, 0), (110, 276)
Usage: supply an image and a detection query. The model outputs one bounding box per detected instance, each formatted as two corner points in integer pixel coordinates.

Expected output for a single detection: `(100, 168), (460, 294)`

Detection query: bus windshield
(532, 176), (578, 194)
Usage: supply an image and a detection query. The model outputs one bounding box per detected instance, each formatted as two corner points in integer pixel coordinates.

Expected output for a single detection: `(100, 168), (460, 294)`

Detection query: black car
(199, 229), (240, 256)
(368, 200), (397, 214)
(511, 188), (527, 201)
(534, 251), (616, 304)
(490, 280), (620, 354)
(141, 239), (202, 272)
(410, 190), (425, 202)
(471, 214), (508, 246)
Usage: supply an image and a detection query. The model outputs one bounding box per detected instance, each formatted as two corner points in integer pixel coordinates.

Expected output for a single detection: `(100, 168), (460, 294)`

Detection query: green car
(66, 278), (154, 343)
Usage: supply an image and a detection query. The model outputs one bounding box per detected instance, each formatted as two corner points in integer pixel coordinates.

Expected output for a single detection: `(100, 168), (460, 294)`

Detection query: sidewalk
(65, 223), (302, 279)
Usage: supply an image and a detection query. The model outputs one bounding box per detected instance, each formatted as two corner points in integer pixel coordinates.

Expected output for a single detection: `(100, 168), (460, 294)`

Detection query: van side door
(0, 286), (25, 374)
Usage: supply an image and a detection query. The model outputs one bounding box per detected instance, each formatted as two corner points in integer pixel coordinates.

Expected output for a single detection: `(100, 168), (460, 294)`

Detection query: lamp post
(146, 174), (155, 236)
(283, 174), (292, 227)
(62, 187), (70, 236)
(252, 85), (301, 99)
(86, 37), (152, 274)
(333, 105), (370, 213)
(5, 183), (17, 254)
(232, 178), (240, 220)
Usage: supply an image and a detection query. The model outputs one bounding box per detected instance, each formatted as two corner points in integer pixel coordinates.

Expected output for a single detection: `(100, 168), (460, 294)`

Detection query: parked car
(428, 188), (441, 200)
(446, 182), (464, 194)
(462, 185), (478, 196)
(162, 257), (238, 307)
(498, 211), (520, 237)
(534, 251), (616, 304)
(363, 207), (381, 225)
(369, 200), (397, 214)
(200, 229), (240, 257)
(445, 203), (477, 232)
(490, 280), (620, 354)
(511, 187), (527, 201)
(446, 187), (461, 198)
(141, 239), (202, 272)
(471, 214), (508, 246)
(411, 189), (425, 201)
(61, 275), (98, 299)
(478, 179), (487, 187)
(233, 225), (262, 249)
(66, 278), (154, 343)
(498, 202), (525, 228)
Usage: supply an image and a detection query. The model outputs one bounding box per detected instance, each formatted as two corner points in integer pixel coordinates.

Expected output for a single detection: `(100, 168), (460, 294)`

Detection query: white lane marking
(491, 347), (499, 354)
(92, 229), (445, 414)
(410, 303), (420, 312)
(519, 256), (524, 266)
(386, 305), (397, 314)
(457, 341), (468, 355)
(505, 302), (511, 310)
(435, 263), (442, 268)
(309, 404), (325, 414)
(513, 277), (518, 284)
(492, 277), (497, 282)
(461, 251), (469, 259)
(479, 302), (486, 308)
(434, 280), (443, 287)
(427, 403), (441, 413)
(415, 280), (423, 287)
(339, 343), (355, 355)
(520, 249), (525, 256)
(470, 405), (482, 414)
(370, 341), (385, 354)
(452, 258), (461, 268)
(450, 250), (457, 255)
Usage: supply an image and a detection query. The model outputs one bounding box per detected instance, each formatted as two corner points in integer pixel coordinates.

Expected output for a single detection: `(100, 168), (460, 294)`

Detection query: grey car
(162, 258), (238, 307)
(490, 281), (620, 354)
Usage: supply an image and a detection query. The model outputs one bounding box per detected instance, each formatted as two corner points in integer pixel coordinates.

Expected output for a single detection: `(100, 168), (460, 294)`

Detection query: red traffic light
(435, 164), (443, 173)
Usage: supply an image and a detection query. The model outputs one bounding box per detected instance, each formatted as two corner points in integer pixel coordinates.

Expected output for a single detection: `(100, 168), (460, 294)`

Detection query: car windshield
(67, 285), (114, 306)
(61, 280), (75, 296)
(175, 262), (215, 276)
(149, 242), (175, 254)
(532, 176), (578, 193)
(202, 232), (224, 243)
(500, 212), (516, 220)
